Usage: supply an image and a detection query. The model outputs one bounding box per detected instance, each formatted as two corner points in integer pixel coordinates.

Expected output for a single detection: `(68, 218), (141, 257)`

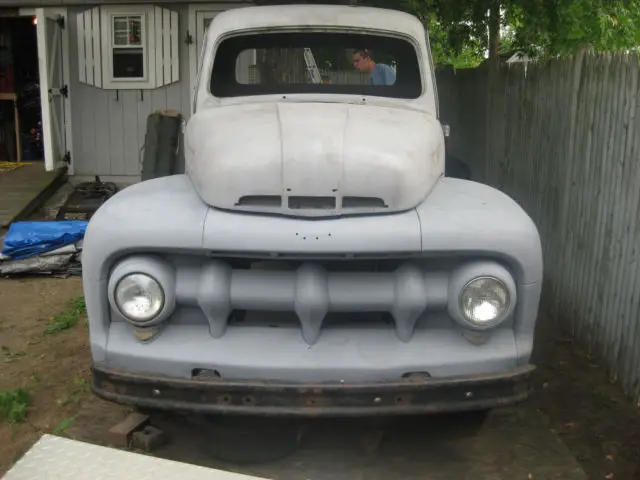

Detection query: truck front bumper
(91, 364), (535, 417)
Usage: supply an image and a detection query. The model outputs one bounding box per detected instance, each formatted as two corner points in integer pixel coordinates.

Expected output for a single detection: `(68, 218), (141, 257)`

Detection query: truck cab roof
(209, 4), (427, 39)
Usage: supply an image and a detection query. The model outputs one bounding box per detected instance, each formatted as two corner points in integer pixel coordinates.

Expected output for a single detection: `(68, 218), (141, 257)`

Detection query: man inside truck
(352, 48), (396, 86)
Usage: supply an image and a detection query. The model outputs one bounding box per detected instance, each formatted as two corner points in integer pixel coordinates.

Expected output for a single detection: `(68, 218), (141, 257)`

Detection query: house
(0, 0), (255, 184)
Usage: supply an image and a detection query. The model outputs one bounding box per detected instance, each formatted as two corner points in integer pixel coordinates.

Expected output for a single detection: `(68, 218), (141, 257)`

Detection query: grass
(53, 417), (74, 436)
(57, 378), (89, 407)
(0, 389), (29, 425)
(44, 296), (86, 336)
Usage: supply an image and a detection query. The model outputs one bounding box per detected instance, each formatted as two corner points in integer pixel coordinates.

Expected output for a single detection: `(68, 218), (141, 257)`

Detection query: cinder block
(131, 425), (167, 452)
(106, 412), (150, 448)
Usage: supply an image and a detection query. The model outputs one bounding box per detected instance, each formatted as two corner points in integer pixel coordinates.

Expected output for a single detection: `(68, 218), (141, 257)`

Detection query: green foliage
(362, 0), (640, 65)
(57, 378), (90, 407)
(53, 417), (74, 436)
(505, 0), (640, 59)
(0, 389), (29, 425)
(44, 296), (86, 336)
(363, 0), (491, 67)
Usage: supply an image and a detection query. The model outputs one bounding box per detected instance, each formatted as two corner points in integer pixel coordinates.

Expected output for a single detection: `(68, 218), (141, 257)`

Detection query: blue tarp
(1, 221), (88, 260)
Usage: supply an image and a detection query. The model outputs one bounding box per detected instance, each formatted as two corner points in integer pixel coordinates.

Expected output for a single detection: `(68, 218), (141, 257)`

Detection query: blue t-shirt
(370, 63), (396, 86)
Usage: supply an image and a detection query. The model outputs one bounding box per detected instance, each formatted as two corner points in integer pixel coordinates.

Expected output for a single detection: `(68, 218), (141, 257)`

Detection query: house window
(112, 15), (145, 79)
(77, 5), (179, 90)
(101, 6), (154, 89)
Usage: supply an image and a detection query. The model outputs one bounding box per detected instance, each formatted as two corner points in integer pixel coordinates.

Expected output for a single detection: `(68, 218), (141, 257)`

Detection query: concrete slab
(142, 406), (586, 480)
(4, 435), (268, 480)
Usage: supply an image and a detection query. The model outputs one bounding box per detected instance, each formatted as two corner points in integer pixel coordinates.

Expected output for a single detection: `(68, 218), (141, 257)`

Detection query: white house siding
(67, 3), (242, 181)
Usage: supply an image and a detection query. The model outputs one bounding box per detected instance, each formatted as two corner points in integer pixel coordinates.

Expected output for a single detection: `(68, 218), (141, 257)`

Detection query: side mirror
(442, 124), (451, 138)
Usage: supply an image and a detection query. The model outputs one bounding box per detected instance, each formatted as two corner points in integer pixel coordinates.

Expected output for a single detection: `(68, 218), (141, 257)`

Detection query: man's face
(352, 53), (371, 72)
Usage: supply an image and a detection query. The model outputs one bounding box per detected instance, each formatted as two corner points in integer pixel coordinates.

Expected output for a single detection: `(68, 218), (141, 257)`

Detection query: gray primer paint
(82, 175), (543, 379)
(104, 323), (520, 382)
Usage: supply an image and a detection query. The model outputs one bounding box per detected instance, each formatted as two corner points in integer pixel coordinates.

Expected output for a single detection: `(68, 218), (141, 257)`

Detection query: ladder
(303, 48), (323, 84)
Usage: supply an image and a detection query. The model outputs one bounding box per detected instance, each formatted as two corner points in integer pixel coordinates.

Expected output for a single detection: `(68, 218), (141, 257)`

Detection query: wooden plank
(171, 9), (179, 83)
(0, 164), (66, 227)
(76, 11), (86, 83)
(122, 91), (141, 176)
(155, 6), (163, 87)
(151, 84), (168, 113)
(166, 83), (182, 113)
(108, 90), (126, 176)
(106, 412), (150, 448)
(163, 8), (171, 85)
(93, 89), (111, 175)
(92, 6), (102, 88)
(78, 84), (96, 176)
(69, 14), (89, 176)
(84, 9), (94, 85)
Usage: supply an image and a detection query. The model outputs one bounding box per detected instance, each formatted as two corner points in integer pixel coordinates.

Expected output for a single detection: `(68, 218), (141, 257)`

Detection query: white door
(188, 4), (256, 114)
(36, 8), (72, 172)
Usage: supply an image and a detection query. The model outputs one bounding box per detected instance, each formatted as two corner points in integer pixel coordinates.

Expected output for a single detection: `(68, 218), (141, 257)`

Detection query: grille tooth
(342, 196), (388, 209)
(236, 195), (282, 207)
(392, 264), (429, 343)
(288, 196), (336, 210)
(197, 261), (232, 338)
(294, 263), (329, 345)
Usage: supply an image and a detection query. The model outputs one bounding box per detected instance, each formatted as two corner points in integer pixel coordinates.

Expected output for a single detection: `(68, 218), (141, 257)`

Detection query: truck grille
(186, 258), (449, 345)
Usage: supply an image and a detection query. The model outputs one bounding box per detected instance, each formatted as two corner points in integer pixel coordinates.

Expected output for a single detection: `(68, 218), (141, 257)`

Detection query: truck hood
(185, 101), (444, 217)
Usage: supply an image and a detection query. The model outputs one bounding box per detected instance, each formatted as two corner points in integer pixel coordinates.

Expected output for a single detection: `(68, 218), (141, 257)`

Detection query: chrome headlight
(108, 255), (176, 327)
(115, 273), (164, 323)
(448, 262), (517, 331)
(460, 277), (510, 327)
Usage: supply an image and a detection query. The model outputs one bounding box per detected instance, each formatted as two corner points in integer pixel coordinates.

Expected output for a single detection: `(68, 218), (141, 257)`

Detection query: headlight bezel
(107, 255), (176, 327)
(448, 262), (517, 331)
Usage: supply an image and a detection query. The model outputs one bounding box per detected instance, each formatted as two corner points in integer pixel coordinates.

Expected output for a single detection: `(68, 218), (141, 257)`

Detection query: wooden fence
(437, 52), (640, 399)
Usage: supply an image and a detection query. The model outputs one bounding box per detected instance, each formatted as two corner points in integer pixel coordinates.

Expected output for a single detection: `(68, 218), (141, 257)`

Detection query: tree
(504, 0), (640, 58)
(363, 0), (640, 66)
(362, 0), (496, 67)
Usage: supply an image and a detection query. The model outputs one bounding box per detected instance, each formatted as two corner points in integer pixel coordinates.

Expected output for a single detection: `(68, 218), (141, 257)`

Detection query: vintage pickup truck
(83, 4), (543, 418)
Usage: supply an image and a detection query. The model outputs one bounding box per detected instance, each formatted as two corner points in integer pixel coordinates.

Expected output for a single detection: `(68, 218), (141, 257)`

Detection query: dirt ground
(530, 306), (640, 480)
(0, 275), (639, 479)
(0, 277), (129, 474)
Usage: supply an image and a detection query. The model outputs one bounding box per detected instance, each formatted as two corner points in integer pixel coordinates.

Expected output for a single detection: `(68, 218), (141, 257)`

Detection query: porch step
(0, 163), (67, 228)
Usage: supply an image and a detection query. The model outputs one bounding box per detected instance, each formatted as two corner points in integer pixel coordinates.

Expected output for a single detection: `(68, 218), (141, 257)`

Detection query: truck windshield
(210, 32), (422, 99)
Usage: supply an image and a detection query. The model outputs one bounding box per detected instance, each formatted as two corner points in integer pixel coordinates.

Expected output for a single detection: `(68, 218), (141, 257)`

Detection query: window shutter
(76, 7), (102, 87)
(154, 7), (179, 87)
